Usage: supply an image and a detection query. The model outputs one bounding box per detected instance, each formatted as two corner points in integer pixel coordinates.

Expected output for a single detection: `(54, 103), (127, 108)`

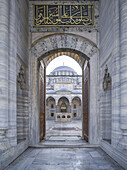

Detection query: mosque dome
(71, 90), (81, 94)
(47, 90), (56, 94)
(57, 87), (70, 92)
(50, 66), (77, 75)
(53, 66), (74, 72)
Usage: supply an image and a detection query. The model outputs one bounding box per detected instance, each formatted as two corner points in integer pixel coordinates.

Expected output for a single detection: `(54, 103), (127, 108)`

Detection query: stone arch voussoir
(31, 34), (98, 60)
(57, 96), (71, 105)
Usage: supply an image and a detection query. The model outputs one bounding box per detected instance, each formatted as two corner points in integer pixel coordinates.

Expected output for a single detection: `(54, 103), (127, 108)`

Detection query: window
(67, 115), (71, 118)
(74, 104), (76, 109)
(57, 115), (60, 119)
(62, 115), (65, 118)
(51, 104), (54, 108)
(51, 113), (54, 117)
(73, 113), (77, 117)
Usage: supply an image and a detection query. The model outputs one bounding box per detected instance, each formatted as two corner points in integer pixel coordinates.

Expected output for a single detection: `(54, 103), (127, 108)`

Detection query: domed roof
(71, 90), (80, 94)
(52, 66), (75, 73)
(57, 87), (69, 92)
(47, 90), (56, 94)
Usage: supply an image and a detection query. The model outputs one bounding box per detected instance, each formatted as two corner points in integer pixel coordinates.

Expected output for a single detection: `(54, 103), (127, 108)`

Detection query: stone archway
(46, 97), (56, 120)
(29, 33), (99, 145)
(57, 97), (70, 113)
(72, 97), (82, 119)
(31, 33), (97, 60)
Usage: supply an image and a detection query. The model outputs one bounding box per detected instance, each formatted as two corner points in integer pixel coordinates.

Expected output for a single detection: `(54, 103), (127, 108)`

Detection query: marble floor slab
(5, 147), (124, 170)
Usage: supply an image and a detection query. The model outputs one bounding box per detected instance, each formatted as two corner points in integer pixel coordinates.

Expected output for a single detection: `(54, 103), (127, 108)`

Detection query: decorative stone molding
(88, 46), (98, 57)
(61, 35), (67, 48)
(103, 65), (111, 91)
(17, 65), (26, 90)
(31, 34), (98, 61)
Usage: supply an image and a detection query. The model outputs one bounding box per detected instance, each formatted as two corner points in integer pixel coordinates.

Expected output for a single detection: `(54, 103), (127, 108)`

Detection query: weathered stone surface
(31, 34), (98, 60)
(0, 0), (127, 170)
(5, 147), (124, 170)
(0, 0), (9, 129)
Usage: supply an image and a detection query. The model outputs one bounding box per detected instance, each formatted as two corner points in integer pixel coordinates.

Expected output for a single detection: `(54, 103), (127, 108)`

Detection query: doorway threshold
(29, 135), (99, 148)
(29, 144), (99, 148)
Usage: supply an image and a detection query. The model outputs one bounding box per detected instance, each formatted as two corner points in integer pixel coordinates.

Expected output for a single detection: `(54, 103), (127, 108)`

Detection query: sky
(46, 55), (82, 75)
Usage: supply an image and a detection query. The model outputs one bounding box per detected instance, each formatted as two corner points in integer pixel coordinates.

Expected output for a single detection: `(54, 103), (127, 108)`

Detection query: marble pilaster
(7, 0), (17, 145)
(111, 0), (121, 147)
(120, 0), (127, 148)
(0, 0), (9, 129)
(120, 0), (127, 129)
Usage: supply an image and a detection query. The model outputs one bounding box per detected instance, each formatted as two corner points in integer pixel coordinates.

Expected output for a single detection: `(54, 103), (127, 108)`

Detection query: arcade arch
(72, 97), (82, 119)
(46, 97), (56, 119)
(29, 33), (99, 145)
(57, 97), (70, 113)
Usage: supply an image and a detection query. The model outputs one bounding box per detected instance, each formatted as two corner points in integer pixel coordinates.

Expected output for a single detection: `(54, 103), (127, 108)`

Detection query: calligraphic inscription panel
(33, 4), (95, 27)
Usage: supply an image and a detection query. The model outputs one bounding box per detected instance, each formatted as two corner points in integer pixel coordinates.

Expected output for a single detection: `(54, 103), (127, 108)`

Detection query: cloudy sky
(46, 55), (82, 75)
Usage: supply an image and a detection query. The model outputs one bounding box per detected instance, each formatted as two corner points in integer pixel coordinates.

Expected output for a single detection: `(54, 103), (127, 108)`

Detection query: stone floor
(6, 147), (124, 170)
(39, 120), (86, 146)
(6, 120), (124, 170)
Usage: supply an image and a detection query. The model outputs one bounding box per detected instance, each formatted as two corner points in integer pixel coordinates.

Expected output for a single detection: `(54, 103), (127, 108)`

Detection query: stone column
(70, 105), (71, 113)
(120, 0), (127, 148)
(57, 105), (59, 113)
(56, 105), (57, 113)
(0, 0), (9, 129)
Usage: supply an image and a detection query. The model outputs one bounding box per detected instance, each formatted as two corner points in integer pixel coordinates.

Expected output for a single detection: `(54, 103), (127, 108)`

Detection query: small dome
(57, 87), (69, 92)
(71, 90), (80, 94)
(47, 90), (56, 94)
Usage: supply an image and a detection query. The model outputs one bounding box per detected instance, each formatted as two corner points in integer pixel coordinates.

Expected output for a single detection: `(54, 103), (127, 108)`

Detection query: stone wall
(99, 0), (127, 168)
(16, 57), (29, 144)
(99, 0), (114, 142)
(99, 0), (115, 143)
(0, 0), (29, 169)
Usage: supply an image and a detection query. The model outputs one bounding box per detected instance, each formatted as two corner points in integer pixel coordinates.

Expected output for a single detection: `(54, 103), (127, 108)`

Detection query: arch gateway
(0, 0), (127, 169)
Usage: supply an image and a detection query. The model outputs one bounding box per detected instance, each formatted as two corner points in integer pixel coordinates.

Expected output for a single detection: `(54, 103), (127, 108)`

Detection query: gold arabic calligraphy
(33, 4), (95, 27)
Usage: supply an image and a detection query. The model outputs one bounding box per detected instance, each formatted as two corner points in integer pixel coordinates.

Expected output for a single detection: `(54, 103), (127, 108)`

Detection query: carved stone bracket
(103, 65), (111, 91)
(17, 65), (26, 90)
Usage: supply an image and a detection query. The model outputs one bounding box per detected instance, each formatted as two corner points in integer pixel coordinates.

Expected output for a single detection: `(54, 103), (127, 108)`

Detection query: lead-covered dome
(47, 90), (56, 94)
(57, 87), (70, 92)
(50, 66), (77, 75)
(53, 66), (74, 72)
(71, 90), (81, 94)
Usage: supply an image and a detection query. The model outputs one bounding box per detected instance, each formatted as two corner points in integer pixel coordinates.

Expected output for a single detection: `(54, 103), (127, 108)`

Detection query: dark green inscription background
(33, 4), (95, 27)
